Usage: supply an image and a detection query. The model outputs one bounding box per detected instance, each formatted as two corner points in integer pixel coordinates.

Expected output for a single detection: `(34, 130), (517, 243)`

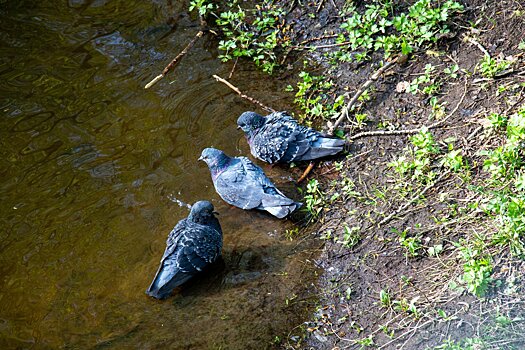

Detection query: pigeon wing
(146, 220), (220, 299)
(251, 112), (294, 163)
(255, 112), (320, 163)
(238, 157), (297, 209)
(214, 158), (265, 210)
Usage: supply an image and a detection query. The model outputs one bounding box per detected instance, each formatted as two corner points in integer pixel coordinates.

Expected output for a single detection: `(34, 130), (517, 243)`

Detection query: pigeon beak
(236, 125), (241, 130)
(213, 211), (219, 216)
(198, 156), (204, 161)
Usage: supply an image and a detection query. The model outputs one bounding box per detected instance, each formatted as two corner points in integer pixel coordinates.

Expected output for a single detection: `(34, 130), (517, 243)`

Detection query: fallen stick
(296, 162), (315, 184)
(228, 57), (239, 79)
(377, 170), (450, 227)
(291, 41), (353, 50)
(212, 75), (276, 113)
(145, 30), (204, 89)
(464, 35), (490, 57)
(328, 56), (399, 135)
(298, 34), (338, 45)
(316, 0), (326, 12)
(348, 78), (468, 141)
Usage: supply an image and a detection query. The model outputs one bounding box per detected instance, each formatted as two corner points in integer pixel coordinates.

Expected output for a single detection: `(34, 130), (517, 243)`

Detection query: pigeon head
(237, 111), (265, 135)
(199, 148), (230, 172)
(188, 200), (218, 224)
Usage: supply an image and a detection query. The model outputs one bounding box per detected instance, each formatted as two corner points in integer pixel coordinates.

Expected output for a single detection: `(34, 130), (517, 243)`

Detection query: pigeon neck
(207, 217), (221, 233)
(247, 121), (265, 139)
(246, 129), (258, 140)
(209, 155), (230, 178)
(189, 212), (213, 225)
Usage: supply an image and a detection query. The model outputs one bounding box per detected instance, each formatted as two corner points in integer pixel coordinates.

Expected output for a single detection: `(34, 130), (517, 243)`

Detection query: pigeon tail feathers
(146, 269), (193, 299)
(264, 202), (302, 219)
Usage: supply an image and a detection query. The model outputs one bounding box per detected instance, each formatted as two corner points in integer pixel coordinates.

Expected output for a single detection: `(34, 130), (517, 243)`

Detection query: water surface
(0, 1), (317, 348)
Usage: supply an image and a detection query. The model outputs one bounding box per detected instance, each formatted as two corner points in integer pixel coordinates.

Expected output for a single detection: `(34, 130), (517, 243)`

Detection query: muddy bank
(271, 0), (525, 349)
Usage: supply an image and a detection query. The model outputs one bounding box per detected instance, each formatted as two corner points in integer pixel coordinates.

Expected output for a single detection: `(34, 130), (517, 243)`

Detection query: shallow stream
(0, 1), (316, 348)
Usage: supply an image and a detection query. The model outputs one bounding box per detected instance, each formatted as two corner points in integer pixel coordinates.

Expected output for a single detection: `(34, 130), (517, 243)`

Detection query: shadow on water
(0, 1), (319, 349)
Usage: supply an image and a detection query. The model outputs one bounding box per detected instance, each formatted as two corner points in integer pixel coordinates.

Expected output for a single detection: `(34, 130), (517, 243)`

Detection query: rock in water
(199, 147), (301, 218)
(146, 200), (222, 299)
(237, 111), (346, 164)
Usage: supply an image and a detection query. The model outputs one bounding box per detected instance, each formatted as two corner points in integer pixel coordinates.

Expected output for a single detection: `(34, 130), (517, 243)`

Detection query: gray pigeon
(146, 200), (222, 299)
(199, 148), (301, 218)
(237, 111), (346, 164)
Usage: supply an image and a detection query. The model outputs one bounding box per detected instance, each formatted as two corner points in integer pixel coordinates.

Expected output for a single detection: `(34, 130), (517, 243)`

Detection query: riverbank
(189, 0), (524, 348)
(274, 1), (525, 349)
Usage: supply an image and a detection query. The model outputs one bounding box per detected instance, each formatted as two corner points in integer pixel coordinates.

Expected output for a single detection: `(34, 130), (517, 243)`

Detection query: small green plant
(320, 229), (332, 240)
(354, 113), (368, 128)
(428, 244), (443, 256)
(292, 71), (345, 122)
(355, 334), (375, 348)
(429, 97), (446, 120)
(213, 0), (288, 74)
(409, 64), (441, 96)
(440, 148), (465, 172)
(379, 289), (391, 307)
(445, 121), (525, 299)
(394, 228), (423, 257)
(392, 297), (420, 318)
(486, 112), (508, 129)
(478, 55), (512, 78)
(479, 109), (525, 256)
(303, 179), (324, 219)
(379, 324), (394, 338)
(284, 227), (299, 241)
(340, 177), (361, 198)
(189, 0), (214, 16)
(337, 0), (463, 61)
(455, 241), (493, 297)
(411, 127), (440, 156)
(389, 127), (440, 183)
(341, 224), (361, 248)
(495, 314), (513, 327)
(444, 63), (459, 78)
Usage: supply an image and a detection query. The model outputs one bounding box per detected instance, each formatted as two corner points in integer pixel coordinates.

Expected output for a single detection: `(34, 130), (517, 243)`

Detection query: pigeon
(237, 111), (346, 164)
(146, 200), (222, 299)
(199, 147), (301, 218)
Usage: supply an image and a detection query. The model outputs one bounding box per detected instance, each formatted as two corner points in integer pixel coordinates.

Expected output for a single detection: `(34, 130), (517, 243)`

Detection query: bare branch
(145, 30), (204, 89)
(348, 78), (468, 141)
(328, 57), (399, 135)
(212, 75), (276, 113)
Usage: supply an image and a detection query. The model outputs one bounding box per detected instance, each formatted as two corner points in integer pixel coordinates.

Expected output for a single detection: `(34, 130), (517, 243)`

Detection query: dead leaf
(396, 81), (410, 93)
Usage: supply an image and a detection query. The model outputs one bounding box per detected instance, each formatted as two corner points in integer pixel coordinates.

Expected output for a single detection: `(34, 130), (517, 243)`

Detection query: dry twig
(297, 162), (315, 184)
(298, 34), (338, 45)
(212, 75), (276, 113)
(291, 41), (354, 50)
(348, 78), (468, 141)
(328, 57), (399, 135)
(228, 57), (239, 79)
(145, 30), (204, 89)
(377, 171), (450, 227)
(464, 35), (490, 57)
(316, 0), (326, 12)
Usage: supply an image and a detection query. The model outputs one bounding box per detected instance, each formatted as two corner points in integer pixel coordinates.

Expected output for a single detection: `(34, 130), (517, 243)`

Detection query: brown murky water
(0, 1), (317, 349)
